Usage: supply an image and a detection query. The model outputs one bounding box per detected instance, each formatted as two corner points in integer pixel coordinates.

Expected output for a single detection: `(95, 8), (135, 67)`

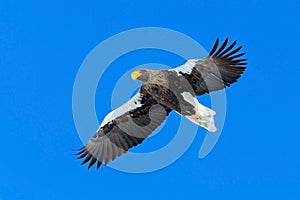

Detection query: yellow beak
(131, 70), (141, 80)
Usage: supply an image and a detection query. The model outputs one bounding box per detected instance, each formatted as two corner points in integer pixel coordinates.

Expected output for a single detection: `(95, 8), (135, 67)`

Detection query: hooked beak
(131, 70), (141, 80)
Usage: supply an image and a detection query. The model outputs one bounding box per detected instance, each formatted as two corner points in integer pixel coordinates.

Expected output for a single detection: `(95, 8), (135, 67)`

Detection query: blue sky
(1, 0), (300, 199)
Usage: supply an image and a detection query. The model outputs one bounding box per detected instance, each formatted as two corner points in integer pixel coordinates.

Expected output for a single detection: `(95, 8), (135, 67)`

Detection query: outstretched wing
(170, 38), (247, 96)
(74, 86), (172, 170)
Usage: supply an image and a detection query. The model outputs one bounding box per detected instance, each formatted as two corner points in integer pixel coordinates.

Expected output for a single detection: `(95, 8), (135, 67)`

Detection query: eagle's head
(131, 69), (149, 82)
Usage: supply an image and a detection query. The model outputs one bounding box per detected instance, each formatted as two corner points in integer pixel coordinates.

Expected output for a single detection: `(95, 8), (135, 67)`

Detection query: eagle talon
(193, 114), (201, 119)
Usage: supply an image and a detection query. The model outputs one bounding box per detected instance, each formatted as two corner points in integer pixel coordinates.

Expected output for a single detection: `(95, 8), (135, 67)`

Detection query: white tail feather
(180, 92), (216, 132)
(186, 100), (217, 132)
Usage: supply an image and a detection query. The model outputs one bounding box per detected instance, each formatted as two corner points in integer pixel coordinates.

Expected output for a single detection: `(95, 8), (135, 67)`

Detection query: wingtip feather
(209, 38), (219, 56)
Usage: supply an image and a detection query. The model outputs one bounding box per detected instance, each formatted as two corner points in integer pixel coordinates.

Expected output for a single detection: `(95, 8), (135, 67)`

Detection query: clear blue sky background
(1, 0), (300, 199)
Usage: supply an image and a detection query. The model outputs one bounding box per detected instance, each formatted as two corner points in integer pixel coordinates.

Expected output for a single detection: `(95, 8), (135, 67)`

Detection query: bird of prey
(74, 38), (247, 169)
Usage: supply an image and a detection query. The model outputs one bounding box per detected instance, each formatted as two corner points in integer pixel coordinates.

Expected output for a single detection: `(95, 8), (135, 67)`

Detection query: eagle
(74, 38), (247, 169)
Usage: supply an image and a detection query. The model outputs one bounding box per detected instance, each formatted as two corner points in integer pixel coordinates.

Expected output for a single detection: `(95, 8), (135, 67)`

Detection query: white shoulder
(168, 59), (198, 76)
(99, 91), (143, 128)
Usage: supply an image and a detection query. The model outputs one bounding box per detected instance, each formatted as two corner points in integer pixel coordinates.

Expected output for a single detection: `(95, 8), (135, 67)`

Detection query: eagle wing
(75, 86), (172, 170)
(170, 38), (247, 96)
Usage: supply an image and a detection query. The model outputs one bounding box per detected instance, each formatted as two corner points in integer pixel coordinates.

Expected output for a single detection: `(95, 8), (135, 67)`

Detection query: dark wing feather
(74, 86), (172, 170)
(179, 38), (247, 96)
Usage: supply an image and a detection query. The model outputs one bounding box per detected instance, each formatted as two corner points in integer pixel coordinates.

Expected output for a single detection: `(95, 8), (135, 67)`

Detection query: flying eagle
(74, 38), (247, 169)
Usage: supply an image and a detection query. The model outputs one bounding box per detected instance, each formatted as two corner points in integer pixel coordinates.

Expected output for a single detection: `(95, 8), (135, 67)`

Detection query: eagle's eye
(131, 70), (142, 80)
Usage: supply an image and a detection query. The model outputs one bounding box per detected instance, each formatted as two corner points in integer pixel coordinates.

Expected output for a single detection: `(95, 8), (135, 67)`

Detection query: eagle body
(138, 69), (199, 112)
(74, 38), (247, 169)
(139, 70), (216, 131)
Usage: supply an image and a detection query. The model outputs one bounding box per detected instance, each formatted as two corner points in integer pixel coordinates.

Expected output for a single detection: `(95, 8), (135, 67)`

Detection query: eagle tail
(186, 101), (217, 132)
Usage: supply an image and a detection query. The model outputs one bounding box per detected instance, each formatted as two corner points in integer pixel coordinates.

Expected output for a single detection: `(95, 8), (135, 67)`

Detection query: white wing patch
(99, 92), (143, 128)
(168, 59), (198, 76)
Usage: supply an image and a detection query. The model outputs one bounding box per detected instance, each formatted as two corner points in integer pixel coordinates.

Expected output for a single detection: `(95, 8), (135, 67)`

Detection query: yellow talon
(193, 114), (201, 119)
